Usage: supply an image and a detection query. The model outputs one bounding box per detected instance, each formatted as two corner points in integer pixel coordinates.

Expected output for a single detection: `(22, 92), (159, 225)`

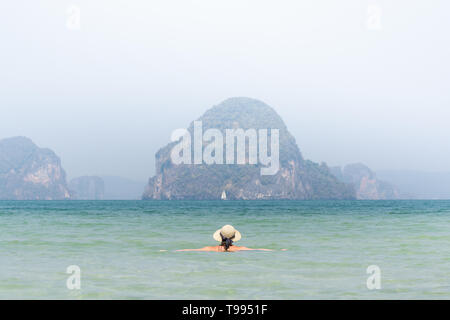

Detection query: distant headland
(0, 136), (71, 200)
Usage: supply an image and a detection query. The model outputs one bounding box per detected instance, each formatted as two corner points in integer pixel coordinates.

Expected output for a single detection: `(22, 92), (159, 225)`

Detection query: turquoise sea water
(1, 200), (450, 299)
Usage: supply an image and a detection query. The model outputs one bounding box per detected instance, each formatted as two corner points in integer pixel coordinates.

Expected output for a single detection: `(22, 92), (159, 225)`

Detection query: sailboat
(221, 190), (227, 200)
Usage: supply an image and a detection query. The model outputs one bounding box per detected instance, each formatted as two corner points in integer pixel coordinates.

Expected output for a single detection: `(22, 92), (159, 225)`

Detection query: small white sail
(221, 190), (227, 200)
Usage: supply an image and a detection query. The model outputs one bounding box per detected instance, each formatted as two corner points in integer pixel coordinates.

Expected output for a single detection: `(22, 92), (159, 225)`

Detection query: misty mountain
(101, 176), (147, 200)
(0, 137), (72, 200)
(330, 163), (399, 200)
(143, 97), (355, 200)
(69, 176), (105, 200)
(377, 170), (450, 200)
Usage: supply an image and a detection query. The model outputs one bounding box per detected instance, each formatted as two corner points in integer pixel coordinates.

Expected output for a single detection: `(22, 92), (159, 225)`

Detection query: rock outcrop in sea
(330, 163), (400, 200)
(143, 97), (356, 200)
(69, 176), (105, 200)
(0, 137), (72, 200)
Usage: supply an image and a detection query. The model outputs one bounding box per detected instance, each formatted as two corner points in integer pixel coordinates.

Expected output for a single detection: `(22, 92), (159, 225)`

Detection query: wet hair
(220, 233), (235, 251)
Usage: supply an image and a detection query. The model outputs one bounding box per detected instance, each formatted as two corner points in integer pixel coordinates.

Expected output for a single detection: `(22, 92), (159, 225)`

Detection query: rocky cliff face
(0, 137), (72, 200)
(69, 176), (105, 200)
(330, 163), (400, 200)
(143, 97), (355, 200)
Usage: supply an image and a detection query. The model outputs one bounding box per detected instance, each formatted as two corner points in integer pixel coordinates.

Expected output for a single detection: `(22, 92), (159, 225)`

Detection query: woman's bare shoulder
(202, 246), (220, 251)
(176, 246), (218, 252)
(232, 246), (252, 251)
(233, 246), (273, 251)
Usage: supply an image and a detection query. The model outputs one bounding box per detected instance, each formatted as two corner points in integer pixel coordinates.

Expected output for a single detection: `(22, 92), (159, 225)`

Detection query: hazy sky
(1, 1), (449, 180)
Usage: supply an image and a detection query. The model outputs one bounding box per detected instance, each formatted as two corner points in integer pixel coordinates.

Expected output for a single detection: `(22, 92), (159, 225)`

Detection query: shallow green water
(1, 200), (450, 299)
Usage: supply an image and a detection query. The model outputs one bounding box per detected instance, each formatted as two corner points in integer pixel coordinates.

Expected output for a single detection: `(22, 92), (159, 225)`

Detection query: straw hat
(213, 225), (242, 242)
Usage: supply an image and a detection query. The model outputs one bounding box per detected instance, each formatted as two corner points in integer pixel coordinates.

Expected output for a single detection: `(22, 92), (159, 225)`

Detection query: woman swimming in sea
(176, 225), (275, 252)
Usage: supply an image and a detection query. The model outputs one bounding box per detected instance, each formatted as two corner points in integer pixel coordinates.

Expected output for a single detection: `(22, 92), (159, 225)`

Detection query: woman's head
(213, 225), (241, 251)
(220, 233), (234, 251)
